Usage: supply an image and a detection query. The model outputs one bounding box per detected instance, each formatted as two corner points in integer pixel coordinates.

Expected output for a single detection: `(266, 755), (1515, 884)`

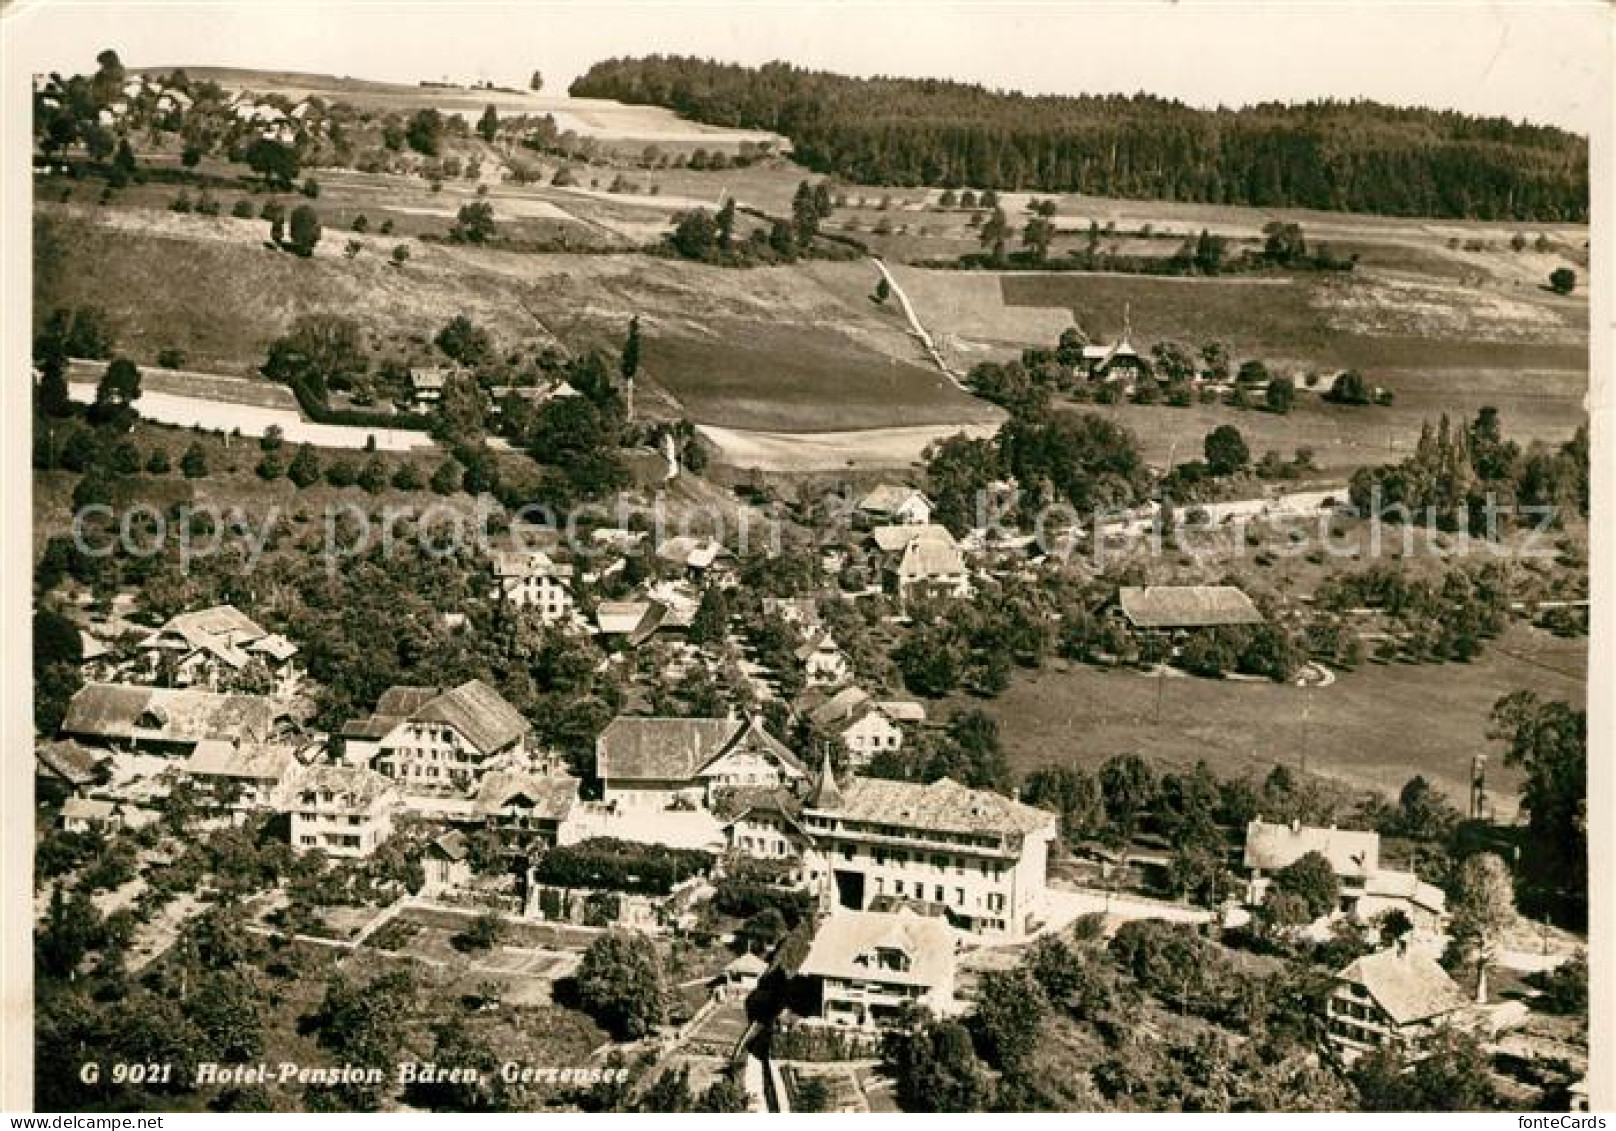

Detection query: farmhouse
(1326, 943), (1472, 1065)
(61, 683), (288, 756)
(1243, 818), (1380, 911)
(1081, 336), (1151, 384)
(489, 549), (579, 626)
(800, 765), (1057, 936)
(340, 679), (535, 795)
(595, 599), (668, 645)
(857, 484), (934, 526)
(138, 604), (300, 693)
(596, 714), (807, 811)
(184, 737), (311, 812)
(407, 366), (452, 409)
(799, 908), (959, 1029)
(1116, 585), (1264, 632)
(287, 764), (400, 858)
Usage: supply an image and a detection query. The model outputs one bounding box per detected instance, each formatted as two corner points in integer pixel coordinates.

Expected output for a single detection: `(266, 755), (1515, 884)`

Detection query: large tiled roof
(798, 909), (956, 989)
(417, 679), (530, 756)
(1118, 585), (1263, 629)
(473, 771), (579, 820)
(871, 524), (956, 554)
(185, 738), (299, 781)
(1337, 947), (1470, 1026)
(858, 484), (930, 516)
(36, 740), (105, 786)
(893, 530), (967, 580)
(808, 775), (1056, 839)
(346, 680), (529, 756)
(62, 683), (282, 745)
(1243, 819), (1380, 880)
(597, 716), (805, 783)
(146, 605), (269, 669)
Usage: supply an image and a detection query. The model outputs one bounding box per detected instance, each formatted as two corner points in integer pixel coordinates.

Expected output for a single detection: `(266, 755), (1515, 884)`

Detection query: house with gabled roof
(802, 687), (925, 769)
(800, 763), (1057, 937)
(871, 525), (971, 599)
(422, 829), (472, 894)
(1117, 585), (1263, 631)
(1243, 818), (1380, 911)
(138, 604), (300, 693)
(1326, 942), (1473, 1065)
(184, 736), (313, 811)
(857, 484), (934, 527)
(722, 789), (815, 865)
(796, 630), (851, 688)
(656, 535), (733, 578)
(340, 679), (535, 796)
(799, 908), (959, 1028)
(36, 740), (108, 793)
(489, 549), (580, 628)
(596, 714), (807, 811)
(472, 770), (580, 846)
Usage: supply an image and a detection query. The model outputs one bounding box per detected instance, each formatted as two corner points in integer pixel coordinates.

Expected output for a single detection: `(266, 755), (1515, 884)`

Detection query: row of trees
(1348, 408), (1590, 533)
(572, 57), (1587, 221)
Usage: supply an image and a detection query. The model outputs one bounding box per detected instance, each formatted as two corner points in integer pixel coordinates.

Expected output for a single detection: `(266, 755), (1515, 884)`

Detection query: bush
(532, 838), (710, 895)
(231, 199), (255, 219)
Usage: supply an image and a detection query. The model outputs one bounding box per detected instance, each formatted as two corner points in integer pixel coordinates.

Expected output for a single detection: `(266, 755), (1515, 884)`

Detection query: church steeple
(807, 745), (844, 809)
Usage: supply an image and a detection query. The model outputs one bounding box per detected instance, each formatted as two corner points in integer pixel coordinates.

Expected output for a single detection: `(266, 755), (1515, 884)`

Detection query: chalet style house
(799, 908), (958, 1029)
(596, 714), (808, 810)
(340, 679), (536, 795)
(1326, 943), (1472, 1064)
(139, 604), (300, 694)
(800, 760), (1058, 937)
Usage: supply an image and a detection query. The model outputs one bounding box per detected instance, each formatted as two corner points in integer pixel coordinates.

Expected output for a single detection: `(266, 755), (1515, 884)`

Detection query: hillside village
(28, 47), (1591, 1116)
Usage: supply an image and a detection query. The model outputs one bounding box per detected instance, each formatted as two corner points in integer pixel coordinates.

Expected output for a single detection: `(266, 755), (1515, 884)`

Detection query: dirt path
(870, 257), (968, 388)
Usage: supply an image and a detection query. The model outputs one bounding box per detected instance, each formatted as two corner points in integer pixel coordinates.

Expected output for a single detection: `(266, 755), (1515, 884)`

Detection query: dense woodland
(571, 57), (1588, 221)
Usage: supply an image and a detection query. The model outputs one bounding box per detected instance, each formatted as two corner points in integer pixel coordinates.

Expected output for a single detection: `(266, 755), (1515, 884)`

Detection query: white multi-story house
(1326, 943), (1472, 1065)
(799, 760), (1057, 937)
(857, 485), (934, 527)
(490, 550), (580, 628)
(799, 908), (958, 1029)
(1243, 818), (1380, 912)
(287, 764), (399, 858)
(340, 679), (535, 796)
(596, 714), (807, 811)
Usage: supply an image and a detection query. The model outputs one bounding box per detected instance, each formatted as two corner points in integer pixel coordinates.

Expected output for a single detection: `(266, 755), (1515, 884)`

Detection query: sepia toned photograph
(4, 0), (1609, 1116)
